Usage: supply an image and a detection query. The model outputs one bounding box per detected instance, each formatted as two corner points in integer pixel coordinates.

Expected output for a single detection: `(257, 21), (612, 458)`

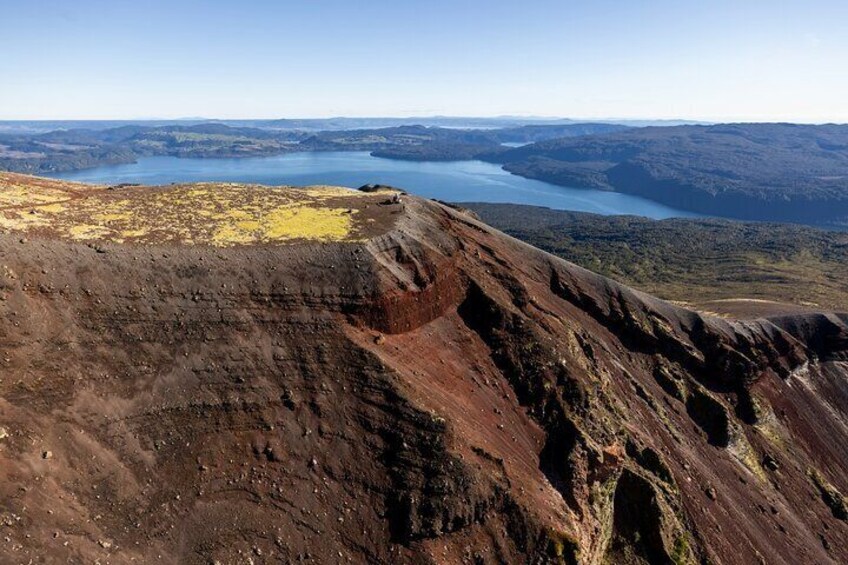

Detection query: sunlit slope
(0, 172), (397, 245)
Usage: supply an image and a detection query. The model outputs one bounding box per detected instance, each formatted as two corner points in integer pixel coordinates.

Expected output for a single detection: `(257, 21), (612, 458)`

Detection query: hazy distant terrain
(0, 122), (623, 174)
(0, 116), (694, 135)
(467, 202), (848, 312)
(486, 123), (848, 227)
(4, 120), (848, 228)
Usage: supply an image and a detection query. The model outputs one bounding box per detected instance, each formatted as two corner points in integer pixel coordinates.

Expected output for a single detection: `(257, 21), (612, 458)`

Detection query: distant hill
(7, 121), (848, 228)
(368, 123), (628, 161)
(0, 116), (653, 135)
(486, 123), (848, 227)
(308, 123), (628, 159)
(0, 122), (625, 173)
(466, 202), (848, 313)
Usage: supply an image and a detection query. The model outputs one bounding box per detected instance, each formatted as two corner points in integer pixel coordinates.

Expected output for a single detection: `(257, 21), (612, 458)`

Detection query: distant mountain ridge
(4, 120), (848, 227)
(0, 122), (625, 173)
(485, 123), (848, 227)
(0, 116), (703, 135)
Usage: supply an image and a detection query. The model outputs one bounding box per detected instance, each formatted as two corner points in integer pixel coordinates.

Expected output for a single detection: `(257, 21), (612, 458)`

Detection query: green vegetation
(367, 123), (626, 161)
(468, 203), (848, 311)
(0, 122), (624, 174)
(809, 468), (848, 521)
(671, 533), (692, 565)
(487, 123), (848, 227)
(545, 528), (580, 564)
(9, 120), (848, 227)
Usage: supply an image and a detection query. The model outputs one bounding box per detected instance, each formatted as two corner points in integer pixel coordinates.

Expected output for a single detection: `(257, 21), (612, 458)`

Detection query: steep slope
(465, 203), (848, 315)
(0, 173), (847, 564)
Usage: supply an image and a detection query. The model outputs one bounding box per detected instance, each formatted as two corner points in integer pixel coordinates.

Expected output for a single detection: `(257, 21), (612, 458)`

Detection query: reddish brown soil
(0, 178), (847, 564)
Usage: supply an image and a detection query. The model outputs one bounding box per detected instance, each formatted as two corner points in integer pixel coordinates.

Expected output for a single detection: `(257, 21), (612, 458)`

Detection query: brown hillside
(0, 173), (847, 564)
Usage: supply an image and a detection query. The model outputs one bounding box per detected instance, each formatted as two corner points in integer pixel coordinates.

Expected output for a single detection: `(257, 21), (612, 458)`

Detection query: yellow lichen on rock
(211, 223), (259, 245)
(0, 184), (68, 207)
(210, 204), (357, 245)
(120, 228), (150, 239)
(261, 206), (355, 241)
(68, 224), (111, 240)
(0, 174), (381, 246)
(0, 210), (52, 230)
(38, 203), (67, 214)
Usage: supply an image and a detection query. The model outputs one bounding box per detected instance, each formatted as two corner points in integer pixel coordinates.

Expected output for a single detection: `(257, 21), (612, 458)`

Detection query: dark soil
(0, 176), (847, 563)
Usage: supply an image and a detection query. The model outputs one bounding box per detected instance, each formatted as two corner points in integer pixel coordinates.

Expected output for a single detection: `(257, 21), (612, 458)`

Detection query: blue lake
(48, 152), (699, 219)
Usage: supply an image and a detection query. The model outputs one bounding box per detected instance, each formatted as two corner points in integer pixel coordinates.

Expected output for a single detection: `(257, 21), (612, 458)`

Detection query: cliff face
(0, 173), (847, 564)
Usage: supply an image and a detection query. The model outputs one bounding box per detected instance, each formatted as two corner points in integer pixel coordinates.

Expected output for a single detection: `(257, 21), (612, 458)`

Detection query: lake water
(48, 152), (698, 219)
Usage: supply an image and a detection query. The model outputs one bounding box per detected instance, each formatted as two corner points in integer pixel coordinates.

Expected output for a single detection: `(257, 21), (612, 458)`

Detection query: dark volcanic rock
(0, 174), (847, 563)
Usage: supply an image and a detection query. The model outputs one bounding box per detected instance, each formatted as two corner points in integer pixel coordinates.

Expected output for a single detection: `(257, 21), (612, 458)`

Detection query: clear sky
(2, 0), (846, 122)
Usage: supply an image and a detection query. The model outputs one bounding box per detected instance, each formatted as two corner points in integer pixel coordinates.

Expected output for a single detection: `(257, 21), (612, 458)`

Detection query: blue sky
(1, 0), (846, 121)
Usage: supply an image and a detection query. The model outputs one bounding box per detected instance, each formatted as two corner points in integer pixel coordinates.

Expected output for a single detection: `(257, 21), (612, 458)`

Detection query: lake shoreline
(45, 151), (700, 220)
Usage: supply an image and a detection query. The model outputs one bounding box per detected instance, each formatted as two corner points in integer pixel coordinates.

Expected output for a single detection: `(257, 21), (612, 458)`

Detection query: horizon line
(1, 115), (847, 126)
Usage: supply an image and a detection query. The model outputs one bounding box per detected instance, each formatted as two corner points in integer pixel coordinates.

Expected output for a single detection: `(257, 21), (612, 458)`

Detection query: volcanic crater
(0, 172), (847, 564)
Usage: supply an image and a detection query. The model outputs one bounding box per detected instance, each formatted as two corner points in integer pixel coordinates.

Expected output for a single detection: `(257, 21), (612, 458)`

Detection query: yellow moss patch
(120, 229), (149, 239)
(235, 220), (262, 231)
(0, 211), (50, 230)
(38, 203), (67, 214)
(0, 185), (68, 207)
(0, 177), (380, 246)
(226, 209), (254, 221)
(211, 223), (258, 245)
(261, 206), (355, 241)
(68, 224), (111, 240)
